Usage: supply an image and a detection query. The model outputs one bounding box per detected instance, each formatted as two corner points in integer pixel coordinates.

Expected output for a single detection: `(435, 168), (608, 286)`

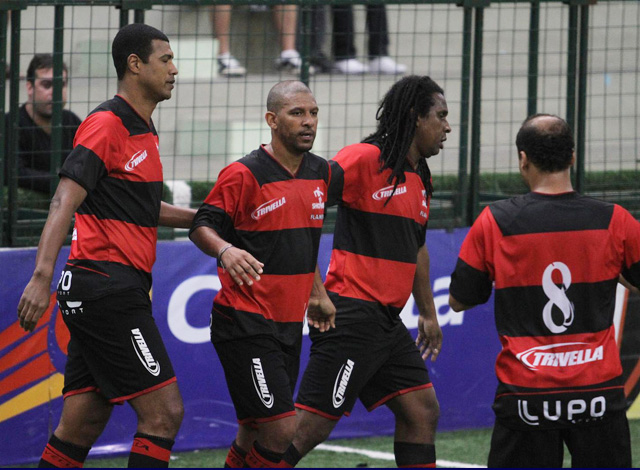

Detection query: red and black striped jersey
(191, 145), (330, 346)
(450, 191), (640, 429)
(325, 143), (430, 323)
(57, 95), (164, 300)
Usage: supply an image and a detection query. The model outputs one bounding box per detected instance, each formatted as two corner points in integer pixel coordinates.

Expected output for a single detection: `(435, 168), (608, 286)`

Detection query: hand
(219, 246), (264, 287)
(307, 295), (336, 333)
(17, 275), (53, 332)
(415, 315), (442, 362)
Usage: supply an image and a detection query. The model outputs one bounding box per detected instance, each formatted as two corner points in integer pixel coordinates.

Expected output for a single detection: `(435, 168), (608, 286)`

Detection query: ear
(265, 111), (277, 130)
(518, 150), (528, 171)
(570, 151), (576, 166)
(126, 53), (142, 76)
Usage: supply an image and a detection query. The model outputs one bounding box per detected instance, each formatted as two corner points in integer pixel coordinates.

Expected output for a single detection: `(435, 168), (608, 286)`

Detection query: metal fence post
(528, 0), (540, 117)
(50, 5), (65, 196)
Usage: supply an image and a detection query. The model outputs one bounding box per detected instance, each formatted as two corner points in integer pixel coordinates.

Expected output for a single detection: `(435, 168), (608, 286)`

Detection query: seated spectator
(332, 5), (406, 75)
(4, 53), (81, 194)
(210, 5), (309, 77)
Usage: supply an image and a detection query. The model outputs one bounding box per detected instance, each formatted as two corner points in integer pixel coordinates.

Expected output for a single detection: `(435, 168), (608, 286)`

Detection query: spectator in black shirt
(4, 53), (81, 194)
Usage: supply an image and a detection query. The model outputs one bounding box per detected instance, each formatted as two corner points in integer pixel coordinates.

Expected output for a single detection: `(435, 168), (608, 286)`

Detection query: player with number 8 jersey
(449, 114), (640, 467)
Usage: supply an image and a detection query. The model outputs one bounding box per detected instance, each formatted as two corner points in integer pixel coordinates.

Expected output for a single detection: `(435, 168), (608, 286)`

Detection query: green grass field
(12, 419), (639, 468)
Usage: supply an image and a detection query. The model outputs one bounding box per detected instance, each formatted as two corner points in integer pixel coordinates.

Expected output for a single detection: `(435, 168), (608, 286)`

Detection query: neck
(527, 169), (574, 194)
(265, 142), (304, 174)
(25, 103), (52, 135)
(117, 83), (156, 126)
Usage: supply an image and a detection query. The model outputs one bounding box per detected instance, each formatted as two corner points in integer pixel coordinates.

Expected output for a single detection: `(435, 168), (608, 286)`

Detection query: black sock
(38, 434), (91, 468)
(127, 432), (174, 468)
(281, 443), (303, 467)
(245, 441), (284, 468)
(224, 440), (248, 468)
(394, 441), (436, 468)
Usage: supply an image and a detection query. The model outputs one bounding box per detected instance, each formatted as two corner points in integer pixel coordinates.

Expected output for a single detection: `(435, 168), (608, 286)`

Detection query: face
(411, 93), (451, 163)
(268, 91), (318, 154)
(26, 68), (68, 120)
(138, 39), (178, 102)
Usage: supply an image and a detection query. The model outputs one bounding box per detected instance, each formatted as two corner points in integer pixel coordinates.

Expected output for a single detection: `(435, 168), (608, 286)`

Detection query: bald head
(267, 81), (313, 113)
(516, 113), (574, 173)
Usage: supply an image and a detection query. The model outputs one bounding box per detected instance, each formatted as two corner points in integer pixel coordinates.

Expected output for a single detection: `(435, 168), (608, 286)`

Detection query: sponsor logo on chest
(125, 149), (149, 171)
(516, 342), (604, 371)
(252, 197), (287, 220)
(372, 184), (407, 201)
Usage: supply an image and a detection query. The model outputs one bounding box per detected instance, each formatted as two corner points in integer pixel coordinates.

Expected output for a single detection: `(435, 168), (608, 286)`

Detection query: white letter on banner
(399, 276), (465, 329)
(168, 275), (220, 344)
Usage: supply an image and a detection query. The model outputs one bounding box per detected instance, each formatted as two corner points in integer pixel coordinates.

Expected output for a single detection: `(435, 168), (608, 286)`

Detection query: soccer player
(448, 114), (639, 467)
(284, 75), (449, 468)
(189, 80), (335, 468)
(17, 24), (195, 468)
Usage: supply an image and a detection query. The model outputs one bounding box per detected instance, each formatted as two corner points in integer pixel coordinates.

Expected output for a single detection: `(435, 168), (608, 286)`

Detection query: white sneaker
(218, 53), (246, 77)
(275, 50), (315, 75)
(368, 56), (407, 75)
(334, 58), (369, 75)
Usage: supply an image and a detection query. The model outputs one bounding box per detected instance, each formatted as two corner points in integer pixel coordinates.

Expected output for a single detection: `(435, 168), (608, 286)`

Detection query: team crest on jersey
(125, 149), (148, 171)
(372, 185), (407, 201)
(251, 197), (287, 220)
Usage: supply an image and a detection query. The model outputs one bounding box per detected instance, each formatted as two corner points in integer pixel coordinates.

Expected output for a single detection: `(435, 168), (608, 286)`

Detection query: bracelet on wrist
(217, 244), (233, 269)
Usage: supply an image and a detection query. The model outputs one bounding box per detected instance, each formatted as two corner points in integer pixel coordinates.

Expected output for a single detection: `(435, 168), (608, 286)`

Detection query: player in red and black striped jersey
(449, 114), (640, 467)
(17, 24), (196, 468)
(285, 76), (450, 468)
(190, 81), (335, 468)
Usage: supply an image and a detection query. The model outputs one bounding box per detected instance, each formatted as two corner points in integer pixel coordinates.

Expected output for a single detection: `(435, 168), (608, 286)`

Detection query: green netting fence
(1, 0), (638, 246)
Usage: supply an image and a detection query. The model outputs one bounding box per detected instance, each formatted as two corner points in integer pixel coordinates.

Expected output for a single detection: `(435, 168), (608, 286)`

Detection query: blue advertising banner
(0, 229), (500, 465)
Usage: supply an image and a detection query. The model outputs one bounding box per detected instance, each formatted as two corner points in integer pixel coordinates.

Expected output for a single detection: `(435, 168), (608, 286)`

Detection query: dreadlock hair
(363, 75), (444, 204)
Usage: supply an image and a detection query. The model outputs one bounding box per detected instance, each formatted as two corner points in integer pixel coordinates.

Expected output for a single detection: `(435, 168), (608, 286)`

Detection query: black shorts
(295, 320), (432, 420)
(214, 335), (301, 425)
(59, 289), (177, 403)
(488, 412), (632, 468)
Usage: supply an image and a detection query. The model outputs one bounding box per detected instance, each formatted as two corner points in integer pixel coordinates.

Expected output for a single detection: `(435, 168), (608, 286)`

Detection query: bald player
(190, 81), (335, 468)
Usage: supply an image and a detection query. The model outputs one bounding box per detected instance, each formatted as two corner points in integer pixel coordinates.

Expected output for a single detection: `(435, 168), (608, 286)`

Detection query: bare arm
(619, 274), (640, 295)
(17, 177), (87, 332)
(159, 201), (197, 228)
(414, 245), (442, 361)
(190, 225), (264, 287)
(307, 266), (336, 333)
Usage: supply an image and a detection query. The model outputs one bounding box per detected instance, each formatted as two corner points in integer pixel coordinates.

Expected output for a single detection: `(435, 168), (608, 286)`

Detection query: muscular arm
(307, 266), (336, 333)
(17, 177), (87, 331)
(414, 245), (442, 361)
(190, 225), (263, 287)
(159, 201), (196, 228)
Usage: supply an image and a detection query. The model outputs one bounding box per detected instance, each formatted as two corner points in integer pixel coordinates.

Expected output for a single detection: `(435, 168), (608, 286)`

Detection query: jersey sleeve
(329, 144), (374, 207)
(449, 206), (496, 307)
(614, 205), (640, 288)
(190, 162), (249, 242)
(59, 111), (124, 192)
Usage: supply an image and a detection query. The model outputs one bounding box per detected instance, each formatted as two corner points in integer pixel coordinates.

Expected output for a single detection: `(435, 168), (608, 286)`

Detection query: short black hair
(112, 23), (170, 80)
(26, 53), (68, 84)
(516, 114), (574, 173)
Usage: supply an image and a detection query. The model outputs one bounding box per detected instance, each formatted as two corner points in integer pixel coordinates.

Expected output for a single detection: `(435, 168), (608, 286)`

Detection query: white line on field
(315, 443), (487, 468)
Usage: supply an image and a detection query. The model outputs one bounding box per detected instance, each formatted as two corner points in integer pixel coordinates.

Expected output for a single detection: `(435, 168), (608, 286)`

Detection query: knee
(293, 414), (336, 455)
(139, 400), (184, 438)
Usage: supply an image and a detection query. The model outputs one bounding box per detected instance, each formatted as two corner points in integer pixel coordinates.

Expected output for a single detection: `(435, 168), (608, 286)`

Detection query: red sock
(38, 434), (90, 468)
(127, 432), (174, 468)
(245, 442), (284, 468)
(224, 440), (248, 468)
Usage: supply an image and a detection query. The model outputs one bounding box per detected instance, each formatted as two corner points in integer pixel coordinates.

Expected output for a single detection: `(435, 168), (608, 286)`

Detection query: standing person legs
(365, 5), (407, 74)
(331, 6), (368, 74)
(210, 5), (246, 76)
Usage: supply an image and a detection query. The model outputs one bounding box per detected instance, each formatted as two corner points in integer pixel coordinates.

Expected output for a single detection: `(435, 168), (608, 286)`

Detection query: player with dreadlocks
(282, 75), (451, 468)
